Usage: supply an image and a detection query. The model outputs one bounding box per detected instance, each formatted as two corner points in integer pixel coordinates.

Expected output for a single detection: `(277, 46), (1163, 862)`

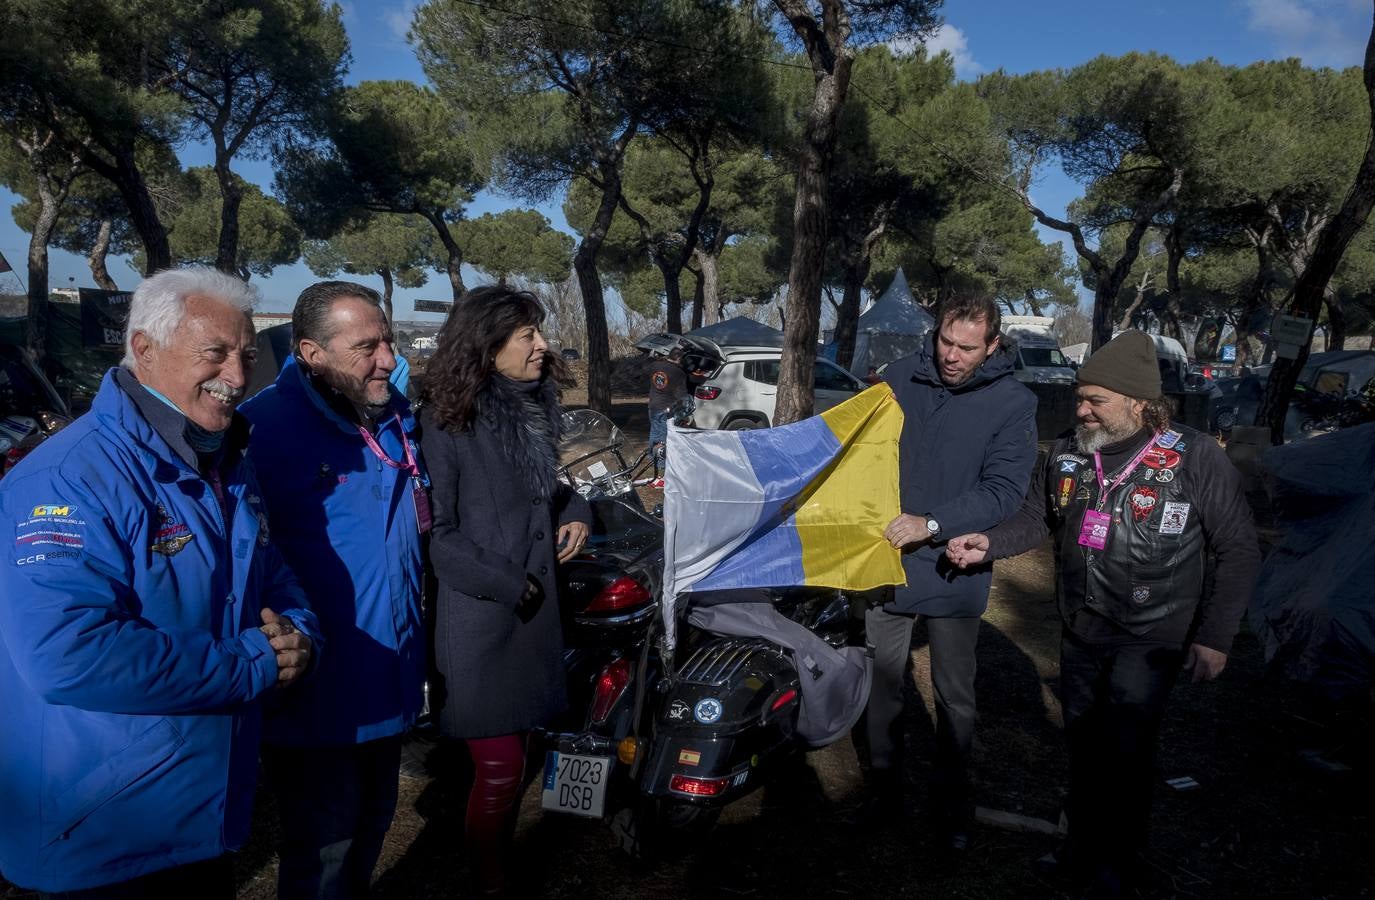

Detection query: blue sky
(2, 0), (1369, 320)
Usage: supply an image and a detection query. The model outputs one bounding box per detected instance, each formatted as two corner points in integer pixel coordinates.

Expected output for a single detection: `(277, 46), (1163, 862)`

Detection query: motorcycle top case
(639, 635), (802, 802)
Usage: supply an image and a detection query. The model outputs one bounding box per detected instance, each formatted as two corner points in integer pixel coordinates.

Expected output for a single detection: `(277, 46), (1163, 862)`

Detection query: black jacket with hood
(882, 334), (1038, 616)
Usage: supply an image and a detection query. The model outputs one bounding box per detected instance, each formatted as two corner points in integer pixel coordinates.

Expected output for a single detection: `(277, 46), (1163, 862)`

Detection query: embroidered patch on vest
(1159, 501), (1191, 534)
(1131, 585), (1151, 603)
(1142, 447), (1181, 470)
(1129, 486), (1158, 520)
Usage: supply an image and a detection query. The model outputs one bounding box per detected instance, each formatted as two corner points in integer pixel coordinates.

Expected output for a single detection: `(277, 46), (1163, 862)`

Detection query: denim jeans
(262, 736), (403, 900)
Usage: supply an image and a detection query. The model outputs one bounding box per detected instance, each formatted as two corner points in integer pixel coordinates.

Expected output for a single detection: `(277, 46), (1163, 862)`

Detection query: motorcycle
(0, 343), (73, 478)
(542, 408), (870, 857)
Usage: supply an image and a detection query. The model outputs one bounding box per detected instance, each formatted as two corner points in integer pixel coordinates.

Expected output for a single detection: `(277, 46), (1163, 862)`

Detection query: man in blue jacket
(0, 267), (319, 895)
(858, 293), (1037, 851)
(242, 281), (426, 899)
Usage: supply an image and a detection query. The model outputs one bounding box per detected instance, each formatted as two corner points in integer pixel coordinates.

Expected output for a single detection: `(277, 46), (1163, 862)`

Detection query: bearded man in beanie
(946, 330), (1260, 897)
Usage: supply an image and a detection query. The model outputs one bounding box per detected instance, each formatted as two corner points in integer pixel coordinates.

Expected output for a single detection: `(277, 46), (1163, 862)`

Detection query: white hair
(121, 266), (260, 368)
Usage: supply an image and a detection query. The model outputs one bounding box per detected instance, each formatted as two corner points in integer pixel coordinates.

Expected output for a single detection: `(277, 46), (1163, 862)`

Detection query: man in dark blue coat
(242, 282), (426, 899)
(858, 294), (1037, 850)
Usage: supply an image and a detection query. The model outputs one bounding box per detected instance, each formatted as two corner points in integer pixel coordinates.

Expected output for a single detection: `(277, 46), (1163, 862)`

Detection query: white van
(1002, 316), (1075, 384)
(1113, 331), (1190, 393)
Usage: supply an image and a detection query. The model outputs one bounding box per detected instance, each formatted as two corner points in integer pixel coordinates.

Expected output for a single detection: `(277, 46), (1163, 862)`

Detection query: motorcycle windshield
(587, 495), (662, 551)
(559, 409), (634, 493)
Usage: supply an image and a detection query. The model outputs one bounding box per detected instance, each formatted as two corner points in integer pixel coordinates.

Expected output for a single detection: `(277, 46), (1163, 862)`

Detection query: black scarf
(479, 374), (562, 500)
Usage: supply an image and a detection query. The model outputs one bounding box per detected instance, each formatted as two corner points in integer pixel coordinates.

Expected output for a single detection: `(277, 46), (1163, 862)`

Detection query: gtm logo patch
(30, 505), (73, 517)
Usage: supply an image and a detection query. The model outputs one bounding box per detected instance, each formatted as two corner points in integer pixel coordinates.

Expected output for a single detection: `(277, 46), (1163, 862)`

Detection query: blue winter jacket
(0, 370), (320, 892)
(242, 357), (426, 746)
(883, 335), (1038, 616)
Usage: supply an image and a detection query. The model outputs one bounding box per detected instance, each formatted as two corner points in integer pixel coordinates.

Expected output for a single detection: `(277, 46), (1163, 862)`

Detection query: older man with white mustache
(0, 267), (320, 896)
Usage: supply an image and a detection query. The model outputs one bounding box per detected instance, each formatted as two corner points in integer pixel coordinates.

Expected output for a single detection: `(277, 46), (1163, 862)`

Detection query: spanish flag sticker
(678, 749), (701, 766)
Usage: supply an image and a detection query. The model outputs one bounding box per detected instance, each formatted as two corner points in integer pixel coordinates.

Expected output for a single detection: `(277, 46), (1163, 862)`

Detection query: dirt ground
(5, 376), (1372, 899)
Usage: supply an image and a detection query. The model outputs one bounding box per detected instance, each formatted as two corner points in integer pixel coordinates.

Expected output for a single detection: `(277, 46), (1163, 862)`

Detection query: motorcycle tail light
(586, 576), (651, 613)
(670, 774), (729, 797)
(770, 688), (798, 712)
(590, 657), (631, 724)
(694, 385), (721, 400)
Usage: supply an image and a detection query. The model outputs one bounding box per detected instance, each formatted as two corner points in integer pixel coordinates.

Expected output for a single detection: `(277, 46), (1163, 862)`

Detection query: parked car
(561, 347), (582, 361)
(1230, 350), (1375, 439)
(0, 343), (73, 477)
(634, 334), (868, 430)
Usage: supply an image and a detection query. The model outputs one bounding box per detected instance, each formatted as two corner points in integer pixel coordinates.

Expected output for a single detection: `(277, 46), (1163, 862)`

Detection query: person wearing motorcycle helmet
(646, 344), (688, 488)
(419, 285), (590, 896)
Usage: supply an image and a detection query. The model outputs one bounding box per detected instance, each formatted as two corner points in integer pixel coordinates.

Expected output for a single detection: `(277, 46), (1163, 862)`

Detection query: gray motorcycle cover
(688, 601), (872, 747)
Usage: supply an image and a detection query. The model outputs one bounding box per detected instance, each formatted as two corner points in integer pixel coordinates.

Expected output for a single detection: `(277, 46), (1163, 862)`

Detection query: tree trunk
(378, 265), (395, 323)
(213, 158), (243, 275)
(17, 139), (80, 354)
(107, 150), (171, 274)
(88, 219), (119, 291)
(1023, 290), (1045, 317)
(574, 169), (627, 415)
(660, 262), (684, 334)
(772, 0), (854, 425)
(693, 246), (722, 326)
(1116, 269), (1152, 332)
(423, 210), (467, 300)
(1159, 224), (1185, 341)
(573, 246), (612, 414)
(777, 53), (853, 424)
(1259, 11), (1375, 441)
(689, 265), (705, 331)
(834, 259), (868, 372)
(1323, 288), (1346, 350)
(1023, 171), (1183, 350)
(24, 196), (60, 356)
(697, 248), (721, 326)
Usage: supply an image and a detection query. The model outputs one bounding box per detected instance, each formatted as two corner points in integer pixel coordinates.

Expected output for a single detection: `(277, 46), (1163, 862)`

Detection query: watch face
(926, 518), (940, 533)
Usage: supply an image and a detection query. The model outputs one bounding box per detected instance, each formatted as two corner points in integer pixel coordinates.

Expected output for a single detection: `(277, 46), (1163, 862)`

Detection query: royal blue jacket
(0, 370), (320, 892)
(242, 357), (426, 746)
(883, 336), (1038, 616)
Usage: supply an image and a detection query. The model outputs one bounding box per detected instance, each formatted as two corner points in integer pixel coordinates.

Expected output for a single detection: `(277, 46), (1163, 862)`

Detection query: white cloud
(1242, 0), (1368, 68)
(382, 1), (419, 44)
(889, 24), (985, 80)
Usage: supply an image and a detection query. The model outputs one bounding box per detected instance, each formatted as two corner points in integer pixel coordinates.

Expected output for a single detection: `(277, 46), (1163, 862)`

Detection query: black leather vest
(1049, 427), (1207, 634)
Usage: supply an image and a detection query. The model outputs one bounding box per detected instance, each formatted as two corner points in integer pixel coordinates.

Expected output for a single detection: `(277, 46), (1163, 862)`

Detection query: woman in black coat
(419, 286), (590, 896)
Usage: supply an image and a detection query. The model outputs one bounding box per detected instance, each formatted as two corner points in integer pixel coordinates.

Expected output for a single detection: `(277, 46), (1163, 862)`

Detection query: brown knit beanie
(1075, 330), (1162, 399)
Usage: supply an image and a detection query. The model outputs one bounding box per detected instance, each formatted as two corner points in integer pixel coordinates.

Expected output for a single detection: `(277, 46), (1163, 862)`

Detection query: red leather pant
(464, 733), (528, 895)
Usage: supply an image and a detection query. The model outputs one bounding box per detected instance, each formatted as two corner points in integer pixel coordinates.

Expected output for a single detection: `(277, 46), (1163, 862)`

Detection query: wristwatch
(924, 515), (941, 539)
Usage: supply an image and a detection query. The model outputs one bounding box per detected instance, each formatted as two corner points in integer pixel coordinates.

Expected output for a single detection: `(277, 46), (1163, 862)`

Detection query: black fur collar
(479, 375), (562, 500)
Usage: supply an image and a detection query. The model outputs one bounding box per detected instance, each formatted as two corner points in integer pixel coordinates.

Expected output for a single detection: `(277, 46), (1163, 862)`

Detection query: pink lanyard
(1091, 431), (1161, 511)
(359, 415), (419, 478)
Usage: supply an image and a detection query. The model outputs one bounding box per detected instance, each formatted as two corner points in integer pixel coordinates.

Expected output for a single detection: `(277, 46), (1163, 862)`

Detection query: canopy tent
(826, 268), (935, 375)
(686, 316), (784, 348)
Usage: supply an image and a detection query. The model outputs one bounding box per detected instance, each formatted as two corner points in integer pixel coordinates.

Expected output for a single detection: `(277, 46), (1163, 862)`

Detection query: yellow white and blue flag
(661, 383), (906, 647)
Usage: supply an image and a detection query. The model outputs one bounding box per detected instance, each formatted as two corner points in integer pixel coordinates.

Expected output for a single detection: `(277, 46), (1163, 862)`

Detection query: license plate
(540, 751), (610, 818)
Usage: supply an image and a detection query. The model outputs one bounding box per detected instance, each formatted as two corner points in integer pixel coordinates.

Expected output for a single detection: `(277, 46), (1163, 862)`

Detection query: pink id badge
(1077, 509), (1111, 549)
(413, 481), (433, 535)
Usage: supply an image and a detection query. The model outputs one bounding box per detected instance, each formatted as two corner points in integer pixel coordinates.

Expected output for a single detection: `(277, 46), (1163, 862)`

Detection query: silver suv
(634, 333), (866, 430)
(690, 345), (865, 430)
